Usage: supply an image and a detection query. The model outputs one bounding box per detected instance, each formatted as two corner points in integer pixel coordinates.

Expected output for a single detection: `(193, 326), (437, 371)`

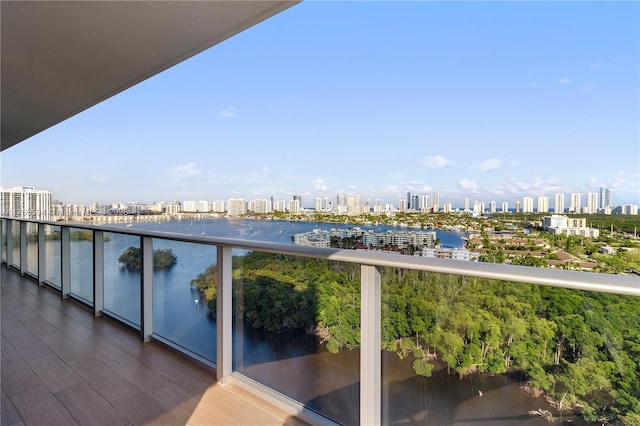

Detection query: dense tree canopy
(118, 246), (177, 271)
(190, 251), (640, 424)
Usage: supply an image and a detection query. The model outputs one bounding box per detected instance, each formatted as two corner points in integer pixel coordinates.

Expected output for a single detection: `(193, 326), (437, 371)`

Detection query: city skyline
(1, 2), (638, 207)
(5, 184), (638, 217)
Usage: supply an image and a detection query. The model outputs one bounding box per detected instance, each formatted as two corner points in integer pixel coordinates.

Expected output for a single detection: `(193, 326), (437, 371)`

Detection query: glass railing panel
(11, 221), (20, 268)
(152, 239), (217, 361)
(26, 222), (38, 275)
(232, 251), (361, 425)
(44, 225), (61, 288)
(69, 228), (94, 304)
(1, 219), (6, 263)
(103, 232), (141, 327)
(380, 269), (640, 426)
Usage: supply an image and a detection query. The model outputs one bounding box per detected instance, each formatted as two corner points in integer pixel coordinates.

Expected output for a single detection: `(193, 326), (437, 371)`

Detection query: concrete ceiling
(1, 0), (299, 151)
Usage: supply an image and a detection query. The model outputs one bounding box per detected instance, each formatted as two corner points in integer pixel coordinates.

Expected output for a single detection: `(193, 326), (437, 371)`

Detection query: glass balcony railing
(69, 227), (94, 305)
(152, 238), (217, 361)
(1, 217), (638, 426)
(44, 224), (62, 288)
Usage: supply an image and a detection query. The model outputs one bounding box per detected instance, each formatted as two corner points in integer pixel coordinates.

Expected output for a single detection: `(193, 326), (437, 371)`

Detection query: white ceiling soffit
(1, 0), (299, 151)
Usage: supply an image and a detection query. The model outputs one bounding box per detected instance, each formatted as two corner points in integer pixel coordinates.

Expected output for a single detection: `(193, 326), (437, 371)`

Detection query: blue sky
(2, 1), (639, 208)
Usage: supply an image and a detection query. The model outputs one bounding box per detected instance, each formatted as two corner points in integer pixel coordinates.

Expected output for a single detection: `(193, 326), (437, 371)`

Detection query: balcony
(2, 217), (639, 425)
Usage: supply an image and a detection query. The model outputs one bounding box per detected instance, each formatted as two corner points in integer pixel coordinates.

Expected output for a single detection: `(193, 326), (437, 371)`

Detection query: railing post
(141, 236), (153, 342)
(38, 223), (46, 286)
(361, 264), (381, 426)
(60, 226), (71, 298)
(93, 230), (104, 316)
(6, 219), (13, 266)
(216, 246), (232, 382)
(20, 221), (28, 275)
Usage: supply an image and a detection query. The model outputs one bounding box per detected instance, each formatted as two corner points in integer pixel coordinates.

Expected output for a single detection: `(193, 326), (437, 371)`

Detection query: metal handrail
(4, 218), (638, 297)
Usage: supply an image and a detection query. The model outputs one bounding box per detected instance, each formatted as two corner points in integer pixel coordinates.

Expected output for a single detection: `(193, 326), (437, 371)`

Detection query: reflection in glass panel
(233, 251), (361, 425)
(69, 228), (93, 304)
(152, 239), (217, 361)
(44, 225), (61, 288)
(103, 233), (140, 326)
(11, 221), (20, 268)
(1, 219), (6, 263)
(26, 222), (38, 275)
(380, 269), (640, 425)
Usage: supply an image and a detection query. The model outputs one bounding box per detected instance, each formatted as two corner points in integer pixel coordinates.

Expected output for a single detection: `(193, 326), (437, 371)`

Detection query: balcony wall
(1, 217), (638, 425)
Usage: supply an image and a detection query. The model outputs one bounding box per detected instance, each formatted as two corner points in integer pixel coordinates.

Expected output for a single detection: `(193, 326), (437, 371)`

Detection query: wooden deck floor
(1, 266), (311, 426)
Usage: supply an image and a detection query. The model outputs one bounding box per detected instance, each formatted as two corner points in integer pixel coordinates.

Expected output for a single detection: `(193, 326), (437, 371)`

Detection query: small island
(118, 246), (177, 271)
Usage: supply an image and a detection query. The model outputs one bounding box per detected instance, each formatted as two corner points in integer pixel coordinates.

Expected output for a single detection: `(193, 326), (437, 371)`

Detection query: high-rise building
(600, 186), (612, 209)
(586, 193), (598, 214)
(570, 193), (581, 213)
(554, 193), (565, 214)
(227, 198), (246, 216)
(522, 197), (534, 213)
(406, 192), (411, 210)
(489, 201), (496, 213)
(464, 198), (470, 212)
(431, 192), (439, 212)
(515, 200), (521, 213)
(502, 201), (509, 213)
(0, 186), (52, 220)
(420, 195), (429, 212)
(412, 195), (419, 211)
(537, 196), (549, 213)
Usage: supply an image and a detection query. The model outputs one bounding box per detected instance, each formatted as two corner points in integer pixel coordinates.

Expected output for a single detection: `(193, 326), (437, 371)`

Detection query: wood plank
(54, 382), (129, 426)
(9, 385), (79, 426)
(27, 353), (84, 393)
(0, 356), (45, 397)
(1, 388), (22, 426)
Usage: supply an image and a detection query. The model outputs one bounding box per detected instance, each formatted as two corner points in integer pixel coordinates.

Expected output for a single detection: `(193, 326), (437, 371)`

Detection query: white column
(141, 236), (154, 341)
(216, 246), (232, 381)
(93, 230), (104, 316)
(360, 265), (381, 426)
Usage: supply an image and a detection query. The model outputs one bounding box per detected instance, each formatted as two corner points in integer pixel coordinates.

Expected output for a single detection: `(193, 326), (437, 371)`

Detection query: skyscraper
(570, 193), (581, 213)
(554, 193), (565, 214)
(537, 196), (549, 213)
(600, 186), (612, 209)
(587, 193), (598, 214)
(522, 197), (534, 213)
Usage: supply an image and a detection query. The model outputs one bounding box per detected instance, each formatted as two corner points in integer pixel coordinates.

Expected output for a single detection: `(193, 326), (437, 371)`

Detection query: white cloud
(470, 158), (502, 171)
(169, 162), (204, 178)
(458, 178), (479, 193)
(590, 61), (606, 70)
(583, 83), (598, 92)
(509, 160), (521, 168)
(219, 106), (237, 118)
(530, 81), (538, 88)
(557, 77), (571, 84)
(421, 155), (454, 168)
(90, 175), (109, 184)
(313, 177), (328, 192)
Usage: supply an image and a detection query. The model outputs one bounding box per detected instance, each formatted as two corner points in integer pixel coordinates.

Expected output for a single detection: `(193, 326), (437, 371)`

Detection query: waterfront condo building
(0, 186), (52, 220)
